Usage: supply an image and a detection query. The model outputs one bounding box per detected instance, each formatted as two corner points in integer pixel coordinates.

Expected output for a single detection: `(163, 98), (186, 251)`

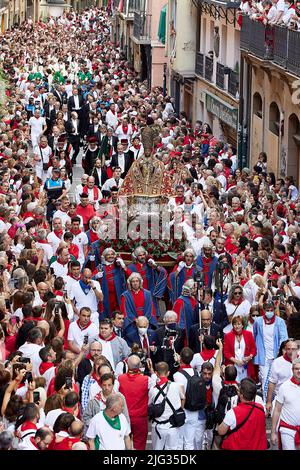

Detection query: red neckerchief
(156, 377), (169, 387)
(254, 270), (265, 276)
(180, 364), (192, 369)
(20, 421), (37, 432)
(29, 436), (39, 449)
(54, 290), (63, 296)
(133, 143), (140, 149)
(39, 361), (54, 375)
(70, 228), (81, 236)
(223, 380), (238, 386)
(54, 230), (63, 238)
(283, 353), (293, 363)
(175, 196), (184, 205)
(91, 372), (101, 386)
(291, 377), (300, 386)
(200, 349), (216, 361)
(68, 274), (81, 281)
(232, 298), (243, 306)
(206, 384), (213, 405)
(82, 185), (99, 199)
(122, 124), (128, 134)
(99, 332), (117, 342)
(76, 319), (92, 331)
(61, 406), (75, 414)
(57, 258), (68, 266)
(36, 238), (48, 244)
(263, 313), (276, 325)
(86, 353), (92, 361)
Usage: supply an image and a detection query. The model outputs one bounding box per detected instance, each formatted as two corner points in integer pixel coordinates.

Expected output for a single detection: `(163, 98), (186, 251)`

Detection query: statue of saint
(118, 127), (174, 199)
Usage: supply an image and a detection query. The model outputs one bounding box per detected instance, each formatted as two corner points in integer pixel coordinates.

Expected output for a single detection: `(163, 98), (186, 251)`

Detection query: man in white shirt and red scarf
(271, 358), (300, 450)
(126, 246), (168, 318)
(81, 176), (102, 211)
(67, 306), (99, 354)
(121, 273), (157, 338)
(115, 116), (133, 144)
(47, 217), (64, 254)
(50, 246), (70, 277)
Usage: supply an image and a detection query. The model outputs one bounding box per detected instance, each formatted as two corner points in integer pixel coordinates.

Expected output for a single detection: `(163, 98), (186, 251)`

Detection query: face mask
(167, 323), (177, 330)
(138, 327), (147, 336)
(265, 311), (274, 319)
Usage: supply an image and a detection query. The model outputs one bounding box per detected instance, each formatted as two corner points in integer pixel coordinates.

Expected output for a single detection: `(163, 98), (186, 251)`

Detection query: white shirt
(73, 95), (80, 109)
(50, 260), (69, 278)
(18, 342), (43, 376)
(190, 351), (217, 372)
(106, 109), (119, 130)
(67, 320), (99, 349)
(225, 300), (251, 319)
(35, 241), (53, 265)
(102, 177), (124, 192)
(52, 209), (71, 228)
(29, 116), (46, 135)
(45, 408), (65, 430)
(98, 338), (115, 370)
(276, 379), (300, 433)
(149, 382), (184, 428)
(70, 280), (102, 324)
(263, 322), (275, 361)
(47, 231), (64, 254)
(86, 411), (130, 450)
(269, 355), (294, 395)
(71, 231), (88, 265)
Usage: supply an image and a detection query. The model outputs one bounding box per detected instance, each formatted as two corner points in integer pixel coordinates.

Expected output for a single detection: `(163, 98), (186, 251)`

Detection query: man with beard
(77, 340), (103, 389)
(196, 241), (218, 288)
(91, 157), (108, 188)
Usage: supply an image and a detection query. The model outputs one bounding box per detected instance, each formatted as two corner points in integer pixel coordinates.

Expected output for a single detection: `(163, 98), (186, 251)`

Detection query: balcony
(119, 0), (135, 20)
(133, 11), (151, 43)
(216, 63), (225, 89)
(241, 15), (300, 77)
(205, 56), (213, 82)
(195, 52), (204, 77)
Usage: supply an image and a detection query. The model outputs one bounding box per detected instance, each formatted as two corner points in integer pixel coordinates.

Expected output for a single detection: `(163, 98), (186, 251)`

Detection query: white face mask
(138, 327), (147, 336)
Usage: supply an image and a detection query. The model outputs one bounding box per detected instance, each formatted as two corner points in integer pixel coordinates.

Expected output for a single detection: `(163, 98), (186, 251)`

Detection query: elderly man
(126, 246), (168, 318)
(33, 135), (52, 181)
(81, 176), (102, 210)
(77, 340), (103, 389)
(124, 316), (156, 353)
(196, 241), (218, 288)
(172, 279), (198, 346)
(189, 308), (223, 353)
(121, 273), (157, 333)
(152, 311), (185, 378)
(29, 108), (47, 148)
(87, 394), (132, 450)
(75, 174), (89, 203)
(168, 248), (198, 305)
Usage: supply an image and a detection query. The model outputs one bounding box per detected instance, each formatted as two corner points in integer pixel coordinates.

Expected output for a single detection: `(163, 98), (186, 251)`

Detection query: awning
(158, 4), (167, 44)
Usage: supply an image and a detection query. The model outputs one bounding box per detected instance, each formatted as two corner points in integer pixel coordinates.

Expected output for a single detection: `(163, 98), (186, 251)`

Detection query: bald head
(127, 354), (141, 370)
(201, 309), (212, 329)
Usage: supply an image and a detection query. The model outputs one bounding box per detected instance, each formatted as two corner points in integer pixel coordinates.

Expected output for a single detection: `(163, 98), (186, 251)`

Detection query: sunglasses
(234, 291), (242, 295)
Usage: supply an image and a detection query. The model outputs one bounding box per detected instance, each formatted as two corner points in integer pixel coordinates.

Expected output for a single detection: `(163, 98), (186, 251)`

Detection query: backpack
(214, 383), (239, 425)
(178, 369), (206, 411)
(148, 382), (169, 421)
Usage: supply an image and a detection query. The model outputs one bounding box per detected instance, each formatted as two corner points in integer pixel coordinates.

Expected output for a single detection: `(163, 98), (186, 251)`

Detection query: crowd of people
(239, 0), (300, 28)
(0, 6), (299, 452)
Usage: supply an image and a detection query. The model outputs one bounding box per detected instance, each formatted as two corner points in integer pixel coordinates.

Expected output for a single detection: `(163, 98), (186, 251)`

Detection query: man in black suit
(124, 316), (156, 351)
(87, 115), (103, 143)
(112, 310), (126, 338)
(110, 141), (133, 179)
(43, 96), (55, 134)
(51, 84), (67, 106)
(67, 87), (84, 116)
(65, 111), (82, 164)
(91, 157), (108, 188)
(152, 311), (185, 379)
(188, 309), (223, 353)
(99, 127), (118, 163)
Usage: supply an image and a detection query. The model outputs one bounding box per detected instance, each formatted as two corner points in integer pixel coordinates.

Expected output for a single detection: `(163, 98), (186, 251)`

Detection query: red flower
(148, 247), (153, 253)
(142, 241), (147, 247)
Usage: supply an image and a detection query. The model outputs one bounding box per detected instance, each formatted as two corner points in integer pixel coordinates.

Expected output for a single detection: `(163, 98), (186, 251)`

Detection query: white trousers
(151, 425), (179, 450)
(177, 412), (202, 450)
(280, 430), (297, 450)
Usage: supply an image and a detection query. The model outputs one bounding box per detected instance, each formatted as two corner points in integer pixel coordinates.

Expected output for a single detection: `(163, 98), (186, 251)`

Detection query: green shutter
(158, 4), (167, 45)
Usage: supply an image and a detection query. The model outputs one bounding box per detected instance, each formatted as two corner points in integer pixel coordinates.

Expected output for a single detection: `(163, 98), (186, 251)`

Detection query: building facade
(193, 0), (240, 147)
(113, 0), (167, 89)
(240, 16), (300, 180)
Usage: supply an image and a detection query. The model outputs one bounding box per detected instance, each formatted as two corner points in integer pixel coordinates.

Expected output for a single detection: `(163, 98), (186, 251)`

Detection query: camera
(83, 334), (89, 345)
(19, 357), (31, 364)
(217, 260), (228, 271)
(193, 267), (204, 287)
(33, 391), (40, 404)
(25, 372), (33, 383)
(65, 376), (72, 389)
